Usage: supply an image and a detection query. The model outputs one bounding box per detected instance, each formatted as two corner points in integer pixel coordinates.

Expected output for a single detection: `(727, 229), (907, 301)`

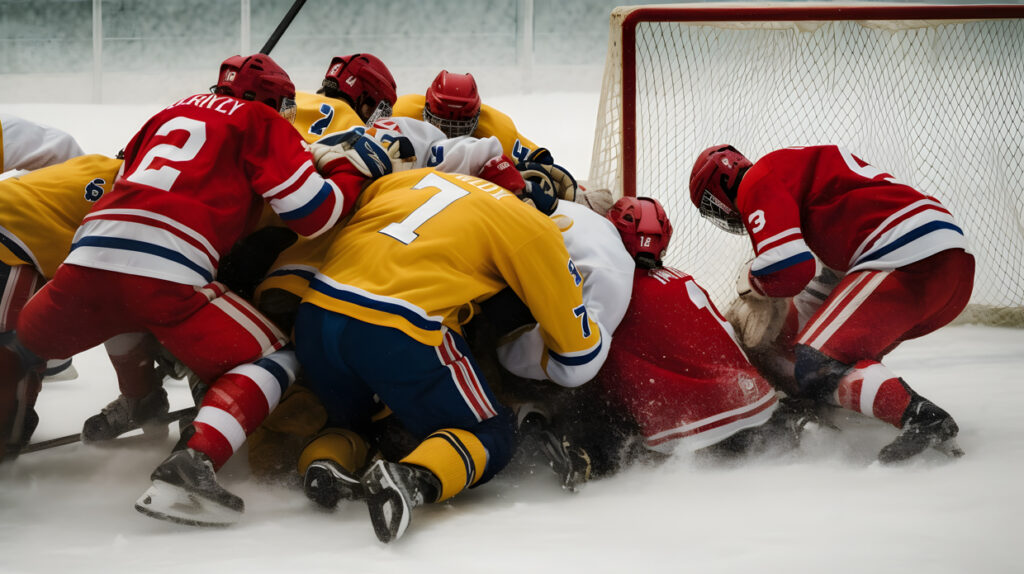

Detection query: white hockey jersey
(496, 199), (635, 387)
(0, 114), (85, 172)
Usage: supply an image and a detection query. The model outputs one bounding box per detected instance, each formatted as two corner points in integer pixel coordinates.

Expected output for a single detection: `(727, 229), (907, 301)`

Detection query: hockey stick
(21, 407), (197, 454)
(259, 0), (308, 55)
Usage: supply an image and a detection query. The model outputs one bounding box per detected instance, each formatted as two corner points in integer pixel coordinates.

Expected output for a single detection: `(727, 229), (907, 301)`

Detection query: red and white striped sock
(188, 349), (298, 469)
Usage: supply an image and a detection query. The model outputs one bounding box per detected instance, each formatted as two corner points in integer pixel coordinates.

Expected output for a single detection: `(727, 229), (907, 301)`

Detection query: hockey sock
(832, 360), (913, 428)
(188, 350), (298, 469)
(401, 428), (488, 502)
(103, 333), (161, 399)
(296, 428), (369, 475)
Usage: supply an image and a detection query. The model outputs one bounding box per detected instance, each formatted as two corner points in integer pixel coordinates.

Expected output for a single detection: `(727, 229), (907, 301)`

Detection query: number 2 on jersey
(125, 116), (206, 192)
(380, 172), (470, 244)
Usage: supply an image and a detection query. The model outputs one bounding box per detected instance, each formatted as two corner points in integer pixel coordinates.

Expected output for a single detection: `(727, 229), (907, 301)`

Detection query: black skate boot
(878, 396), (963, 464)
(303, 459), (364, 509)
(518, 409), (592, 492)
(82, 387), (170, 442)
(361, 460), (440, 543)
(135, 448), (244, 527)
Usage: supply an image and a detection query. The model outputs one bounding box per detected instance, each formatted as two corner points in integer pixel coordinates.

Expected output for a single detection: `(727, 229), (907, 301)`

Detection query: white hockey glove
(725, 259), (789, 349)
(574, 188), (615, 216)
(521, 148), (579, 202)
(310, 128), (408, 179)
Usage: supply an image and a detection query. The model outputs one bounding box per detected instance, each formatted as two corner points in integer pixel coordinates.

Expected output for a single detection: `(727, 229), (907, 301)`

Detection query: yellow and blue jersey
(301, 168), (605, 385)
(0, 154), (121, 278)
(293, 91), (365, 144)
(392, 94), (539, 164)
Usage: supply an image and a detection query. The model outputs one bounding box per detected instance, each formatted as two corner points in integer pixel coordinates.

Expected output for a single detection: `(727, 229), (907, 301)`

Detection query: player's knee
(793, 344), (851, 400)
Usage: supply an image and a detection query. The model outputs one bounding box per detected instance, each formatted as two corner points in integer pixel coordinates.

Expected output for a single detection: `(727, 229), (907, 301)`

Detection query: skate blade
(135, 480), (241, 527)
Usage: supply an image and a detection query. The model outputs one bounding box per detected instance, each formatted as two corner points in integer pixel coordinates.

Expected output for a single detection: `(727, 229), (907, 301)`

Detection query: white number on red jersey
(125, 116), (207, 192)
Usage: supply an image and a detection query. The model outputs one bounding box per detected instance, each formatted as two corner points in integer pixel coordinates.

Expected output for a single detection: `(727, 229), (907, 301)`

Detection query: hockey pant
(294, 303), (515, 502)
(793, 249), (974, 425)
(14, 264), (295, 468)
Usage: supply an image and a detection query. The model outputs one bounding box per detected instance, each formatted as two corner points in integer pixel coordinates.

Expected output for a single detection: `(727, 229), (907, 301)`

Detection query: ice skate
(519, 409), (592, 491)
(82, 387), (170, 442)
(361, 459), (439, 543)
(135, 448), (243, 527)
(878, 397), (962, 464)
(303, 459), (364, 509)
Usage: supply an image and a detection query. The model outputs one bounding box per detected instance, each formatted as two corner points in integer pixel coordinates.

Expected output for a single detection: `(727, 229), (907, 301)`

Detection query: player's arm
(495, 231), (609, 388)
(252, 123), (390, 239)
(0, 115), (85, 172)
(738, 182), (816, 297)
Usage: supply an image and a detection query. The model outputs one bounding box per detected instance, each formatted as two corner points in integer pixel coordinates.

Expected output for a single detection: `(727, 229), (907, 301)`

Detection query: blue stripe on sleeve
(548, 339), (603, 366)
(278, 181), (332, 222)
(751, 251), (815, 276)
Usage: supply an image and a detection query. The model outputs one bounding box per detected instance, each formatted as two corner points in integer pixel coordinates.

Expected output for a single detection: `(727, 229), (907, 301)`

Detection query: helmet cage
(422, 104), (480, 138)
(698, 189), (746, 235)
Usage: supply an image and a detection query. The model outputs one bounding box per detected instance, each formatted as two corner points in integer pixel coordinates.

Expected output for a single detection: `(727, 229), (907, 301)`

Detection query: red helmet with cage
(321, 53), (397, 124)
(607, 196), (673, 267)
(688, 144), (752, 235)
(423, 70), (481, 138)
(214, 54), (296, 121)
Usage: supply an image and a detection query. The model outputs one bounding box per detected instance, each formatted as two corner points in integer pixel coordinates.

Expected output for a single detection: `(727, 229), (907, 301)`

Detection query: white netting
(589, 4), (1024, 326)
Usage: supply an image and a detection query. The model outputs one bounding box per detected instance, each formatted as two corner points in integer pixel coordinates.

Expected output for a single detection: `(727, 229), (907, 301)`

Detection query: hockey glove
(725, 259), (788, 349)
(310, 127), (396, 179)
(517, 162), (559, 215)
(478, 154), (526, 193)
(575, 187), (615, 216)
(521, 148), (579, 202)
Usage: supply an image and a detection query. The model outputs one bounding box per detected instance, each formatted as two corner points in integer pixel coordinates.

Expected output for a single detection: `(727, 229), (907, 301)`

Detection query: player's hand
(517, 162), (559, 215)
(310, 127), (394, 179)
(727, 259), (788, 348)
(521, 148), (579, 201)
(575, 188), (614, 215)
(478, 154), (526, 193)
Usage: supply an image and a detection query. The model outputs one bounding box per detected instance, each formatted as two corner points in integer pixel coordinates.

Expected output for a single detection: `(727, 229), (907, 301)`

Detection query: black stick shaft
(260, 0), (308, 55)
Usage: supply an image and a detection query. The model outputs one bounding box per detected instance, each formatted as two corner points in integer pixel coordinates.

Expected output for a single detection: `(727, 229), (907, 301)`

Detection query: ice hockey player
(689, 144), (974, 463)
(0, 53), (396, 527)
(290, 166), (609, 542)
(519, 197), (794, 489)
(293, 53), (397, 142)
(0, 114), (84, 173)
(393, 69), (580, 204)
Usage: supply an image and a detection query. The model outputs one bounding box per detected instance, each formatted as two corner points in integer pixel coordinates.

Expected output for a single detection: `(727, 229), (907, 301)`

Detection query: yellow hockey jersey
(0, 154), (121, 278)
(301, 168), (607, 386)
(392, 94), (539, 164)
(292, 91), (365, 144)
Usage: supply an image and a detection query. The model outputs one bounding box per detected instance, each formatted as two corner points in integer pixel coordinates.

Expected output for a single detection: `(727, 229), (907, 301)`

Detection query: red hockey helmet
(321, 53), (397, 125)
(423, 70), (481, 138)
(214, 54), (296, 121)
(689, 144), (752, 235)
(607, 196), (673, 268)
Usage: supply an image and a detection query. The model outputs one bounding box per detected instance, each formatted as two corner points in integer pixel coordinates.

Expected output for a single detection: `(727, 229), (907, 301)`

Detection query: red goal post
(588, 3), (1024, 326)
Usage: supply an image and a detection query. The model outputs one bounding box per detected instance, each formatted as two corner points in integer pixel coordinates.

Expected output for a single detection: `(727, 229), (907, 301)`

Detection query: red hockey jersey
(597, 267), (777, 453)
(737, 145), (968, 297)
(65, 93), (357, 286)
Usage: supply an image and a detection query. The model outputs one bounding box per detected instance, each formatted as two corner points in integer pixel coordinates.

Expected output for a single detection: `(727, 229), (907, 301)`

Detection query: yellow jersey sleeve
(474, 104), (539, 165)
(0, 154), (121, 277)
(293, 91), (365, 144)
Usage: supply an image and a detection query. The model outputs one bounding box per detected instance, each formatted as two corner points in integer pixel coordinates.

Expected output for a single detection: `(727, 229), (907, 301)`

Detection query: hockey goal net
(588, 3), (1024, 326)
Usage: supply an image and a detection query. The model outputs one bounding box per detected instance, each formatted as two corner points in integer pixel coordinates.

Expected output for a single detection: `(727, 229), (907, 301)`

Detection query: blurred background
(1, 0), (1017, 105)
